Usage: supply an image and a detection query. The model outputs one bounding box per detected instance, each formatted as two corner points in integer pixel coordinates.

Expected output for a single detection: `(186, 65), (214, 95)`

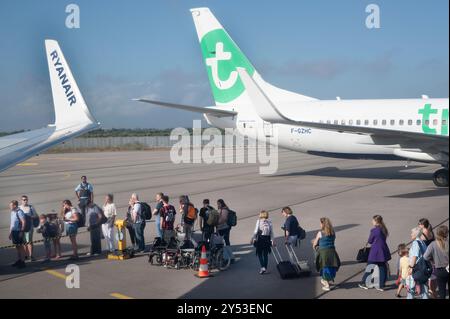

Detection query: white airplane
(135, 7), (449, 187)
(0, 40), (100, 172)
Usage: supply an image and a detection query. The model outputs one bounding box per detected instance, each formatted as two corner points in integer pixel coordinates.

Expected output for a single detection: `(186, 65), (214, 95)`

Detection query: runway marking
(16, 163), (38, 167)
(45, 269), (67, 280)
(110, 293), (134, 299)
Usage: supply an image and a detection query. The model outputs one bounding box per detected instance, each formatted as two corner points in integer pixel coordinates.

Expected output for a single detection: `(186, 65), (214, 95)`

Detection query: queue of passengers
(8, 176), (237, 267)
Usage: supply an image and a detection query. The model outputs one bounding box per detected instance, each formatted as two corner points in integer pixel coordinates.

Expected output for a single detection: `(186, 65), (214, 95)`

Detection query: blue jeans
(133, 222), (145, 251)
(361, 262), (387, 288)
(154, 214), (162, 238)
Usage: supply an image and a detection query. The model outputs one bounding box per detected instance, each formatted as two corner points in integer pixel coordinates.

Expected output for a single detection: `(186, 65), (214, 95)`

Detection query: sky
(0, 0), (448, 131)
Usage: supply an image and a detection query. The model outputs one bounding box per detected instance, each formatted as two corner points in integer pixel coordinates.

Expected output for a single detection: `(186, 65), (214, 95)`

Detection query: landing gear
(433, 168), (449, 188)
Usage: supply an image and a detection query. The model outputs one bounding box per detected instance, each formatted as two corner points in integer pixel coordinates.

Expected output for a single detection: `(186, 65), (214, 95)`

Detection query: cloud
(258, 51), (396, 80)
(0, 68), (213, 132)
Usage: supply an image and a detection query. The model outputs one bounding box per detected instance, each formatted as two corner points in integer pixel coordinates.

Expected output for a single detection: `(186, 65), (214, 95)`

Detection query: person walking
(424, 225), (449, 299)
(359, 215), (391, 291)
(102, 194), (117, 253)
(313, 217), (340, 291)
(281, 207), (300, 246)
(251, 210), (274, 274)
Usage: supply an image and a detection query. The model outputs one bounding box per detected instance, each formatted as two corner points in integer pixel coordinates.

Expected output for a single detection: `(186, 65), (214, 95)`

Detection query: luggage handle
(272, 246), (283, 264)
(286, 244), (301, 264)
(286, 244), (303, 273)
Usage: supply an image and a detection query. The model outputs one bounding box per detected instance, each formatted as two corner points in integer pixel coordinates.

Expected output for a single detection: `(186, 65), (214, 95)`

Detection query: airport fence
(49, 135), (253, 152)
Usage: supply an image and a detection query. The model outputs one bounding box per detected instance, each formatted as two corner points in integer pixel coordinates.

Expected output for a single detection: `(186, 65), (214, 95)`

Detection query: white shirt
(103, 203), (117, 218)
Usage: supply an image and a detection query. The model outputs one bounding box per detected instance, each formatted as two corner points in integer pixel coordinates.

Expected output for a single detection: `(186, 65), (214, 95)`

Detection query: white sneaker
(376, 287), (385, 292)
(320, 279), (328, 286)
(322, 285), (331, 291)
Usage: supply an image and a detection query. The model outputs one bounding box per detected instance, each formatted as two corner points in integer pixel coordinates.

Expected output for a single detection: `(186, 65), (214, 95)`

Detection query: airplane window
(417, 119), (421, 125)
(433, 119), (438, 126)
(425, 120), (430, 126)
(390, 120), (395, 125)
(443, 120), (448, 126)
(364, 120), (369, 125)
(341, 120), (346, 125)
(356, 120), (361, 125)
(373, 120), (378, 126)
(349, 120), (354, 125)
(408, 120), (413, 125)
(382, 120), (387, 126)
(399, 120), (404, 126)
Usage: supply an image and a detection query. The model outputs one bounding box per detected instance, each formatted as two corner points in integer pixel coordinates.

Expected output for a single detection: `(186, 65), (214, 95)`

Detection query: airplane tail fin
(45, 40), (97, 127)
(190, 7), (316, 110)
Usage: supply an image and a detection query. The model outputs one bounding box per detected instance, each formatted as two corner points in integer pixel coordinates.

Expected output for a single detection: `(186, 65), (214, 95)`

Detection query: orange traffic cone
(195, 244), (212, 278)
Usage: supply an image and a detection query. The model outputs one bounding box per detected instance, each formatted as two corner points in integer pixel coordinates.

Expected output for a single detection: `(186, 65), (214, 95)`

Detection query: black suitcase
(273, 247), (298, 279)
(285, 244), (311, 277)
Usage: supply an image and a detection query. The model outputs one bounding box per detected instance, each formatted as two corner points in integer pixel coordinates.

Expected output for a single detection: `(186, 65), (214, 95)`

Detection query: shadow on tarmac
(387, 188), (449, 199)
(273, 165), (432, 181)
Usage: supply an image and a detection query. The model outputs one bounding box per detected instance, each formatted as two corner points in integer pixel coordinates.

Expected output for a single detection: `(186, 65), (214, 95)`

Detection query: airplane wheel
(433, 169), (449, 188)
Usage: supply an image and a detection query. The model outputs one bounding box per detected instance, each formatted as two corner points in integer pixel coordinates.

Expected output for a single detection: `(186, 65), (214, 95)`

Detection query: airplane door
(263, 122), (273, 137)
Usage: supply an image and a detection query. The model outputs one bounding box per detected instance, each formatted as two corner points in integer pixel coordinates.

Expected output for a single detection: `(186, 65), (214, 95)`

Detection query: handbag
(356, 247), (371, 263)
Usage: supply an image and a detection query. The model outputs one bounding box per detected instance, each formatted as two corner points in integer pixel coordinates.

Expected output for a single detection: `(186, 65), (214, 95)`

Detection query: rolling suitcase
(272, 246), (298, 279)
(286, 244), (311, 277)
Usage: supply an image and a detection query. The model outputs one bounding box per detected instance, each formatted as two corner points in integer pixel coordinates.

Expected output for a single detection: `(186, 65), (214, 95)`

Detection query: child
(47, 211), (64, 259)
(36, 214), (52, 262)
(395, 243), (409, 298)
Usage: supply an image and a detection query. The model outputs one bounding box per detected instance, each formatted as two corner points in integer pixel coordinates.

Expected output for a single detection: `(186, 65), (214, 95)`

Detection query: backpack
(140, 202), (152, 221)
(30, 206), (39, 228)
(206, 208), (219, 226)
(227, 209), (237, 227)
(44, 222), (58, 238)
(412, 241), (433, 285)
(75, 210), (85, 228)
(184, 204), (198, 225)
(260, 220), (271, 236)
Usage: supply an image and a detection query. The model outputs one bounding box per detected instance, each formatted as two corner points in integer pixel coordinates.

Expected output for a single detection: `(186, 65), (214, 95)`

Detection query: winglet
(236, 67), (288, 123)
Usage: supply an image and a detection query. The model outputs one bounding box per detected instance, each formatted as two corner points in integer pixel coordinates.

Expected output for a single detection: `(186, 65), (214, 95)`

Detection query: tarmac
(0, 149), (448, 299)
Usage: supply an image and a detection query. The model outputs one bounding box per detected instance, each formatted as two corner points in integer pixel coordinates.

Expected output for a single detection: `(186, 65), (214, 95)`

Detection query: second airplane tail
(190, 7), (317, 113)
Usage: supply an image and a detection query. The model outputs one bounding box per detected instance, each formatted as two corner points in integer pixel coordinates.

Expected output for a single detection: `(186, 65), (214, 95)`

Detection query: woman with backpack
(407, 227), (429, 299)
(251, 210), (274, 274)
(61, 200), (80, 260)
(424, 225), (449, 299)
(217, 199), (235, 263)
(359, 215), (391, 291)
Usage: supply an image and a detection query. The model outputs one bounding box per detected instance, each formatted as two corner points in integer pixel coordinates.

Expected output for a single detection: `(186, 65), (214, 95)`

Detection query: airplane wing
(0, 40), (100, 173)
(133, 99), (237, 118)
(236, 67), (449, 154)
